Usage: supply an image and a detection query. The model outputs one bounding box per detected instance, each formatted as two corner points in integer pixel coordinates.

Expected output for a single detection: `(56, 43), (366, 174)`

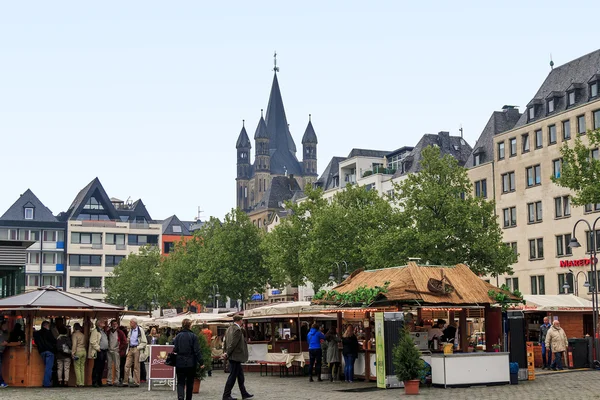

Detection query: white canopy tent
(244, 301), (331, 318)
(153, 312), (233, 328)
(519, 295), (594, 312)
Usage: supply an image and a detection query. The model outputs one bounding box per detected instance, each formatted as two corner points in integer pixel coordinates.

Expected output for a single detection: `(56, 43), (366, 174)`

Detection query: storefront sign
(375, 312), (386, 389)
(162, 309), (177, 318)
(148, 345), (175, 380)
(559, 258), (597, 268)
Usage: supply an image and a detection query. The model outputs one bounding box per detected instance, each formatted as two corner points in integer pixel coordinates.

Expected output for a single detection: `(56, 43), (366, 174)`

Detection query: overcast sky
(1, 1), (598, 221)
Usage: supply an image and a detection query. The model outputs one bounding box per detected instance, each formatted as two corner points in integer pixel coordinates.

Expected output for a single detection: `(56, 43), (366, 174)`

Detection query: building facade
(467, 49), (600, 298)
(0, 189), (67, 292)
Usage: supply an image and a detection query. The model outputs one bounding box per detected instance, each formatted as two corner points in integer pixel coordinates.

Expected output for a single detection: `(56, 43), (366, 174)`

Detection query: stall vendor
(428, 319), (445, 348)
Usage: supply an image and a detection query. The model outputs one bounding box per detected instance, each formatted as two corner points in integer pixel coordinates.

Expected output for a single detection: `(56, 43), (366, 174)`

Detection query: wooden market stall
(0, 286), (125, 387)
(315, 262), (516, 387)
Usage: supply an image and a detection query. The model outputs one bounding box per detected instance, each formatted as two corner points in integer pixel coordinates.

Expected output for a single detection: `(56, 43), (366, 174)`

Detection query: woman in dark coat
(341, 325), (359, 383)
(173, 319), (204, 400)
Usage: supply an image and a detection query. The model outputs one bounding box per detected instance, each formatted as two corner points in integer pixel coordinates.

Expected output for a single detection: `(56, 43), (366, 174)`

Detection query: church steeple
(302, 115), (318, 177)
(236, 121), (251, 210)
(265, 72), (296, 154)
(254, 110), (270, 172)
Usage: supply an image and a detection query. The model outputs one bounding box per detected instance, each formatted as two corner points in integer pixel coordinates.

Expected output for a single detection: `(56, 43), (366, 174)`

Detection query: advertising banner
(375, 312), (386, 389)
(149, 345), (176, 380)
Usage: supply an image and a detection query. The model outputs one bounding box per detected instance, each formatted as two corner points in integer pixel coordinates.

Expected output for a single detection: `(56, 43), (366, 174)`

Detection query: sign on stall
(162, 309), (178, 318)
(375, 312), (386, 389)
(148, 345), (175, 391)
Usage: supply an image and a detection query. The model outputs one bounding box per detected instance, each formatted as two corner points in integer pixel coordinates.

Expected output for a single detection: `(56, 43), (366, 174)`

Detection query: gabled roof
(315, 156), (346, 191)
(251, 176), (301, 211)
(0, 286), (123, 311)
(515, 49), (600, 128)
(60, 178), (120, 221)
(161, 215), (191, 236)
(236, 125), (251, 149)
(116, 199), (153, 222)
(254, 113), (269, 140)
(0, 189), (58, 223)
(466, 107), (522, 168)
(301, 118), (318, 144)
(346, 149), (390, 158)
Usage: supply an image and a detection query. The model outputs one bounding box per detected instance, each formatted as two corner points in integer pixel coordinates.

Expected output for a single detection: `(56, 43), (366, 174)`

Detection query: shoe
(309, 377), (314, 382)
(242, 395), (254, 399)
(131, 383), (140, 388)
(107, 383), (113, 386)
(223, 397), (238, 400)
(317, 378), (323, 382)
(116, 383), (123, 387)
(0, 383), (8, 388)
(552, 368), (557, 371)
(92, 384), (99, 388)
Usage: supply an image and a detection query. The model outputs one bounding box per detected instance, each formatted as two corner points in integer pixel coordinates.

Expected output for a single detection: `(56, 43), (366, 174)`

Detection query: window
(474, 179), (487, 198)
(69, 255), (102, 266)
(83, 196), (104, 210)
(8, 229), (17, 240)
(556, 234), (573, 257)
(593, 148), (600, 160)
(578, 114), (586, 134)
(501, 172), (516, 193)
(528, 107), (535, 120)
(548, 125), (557, 144)
(503, 207), (517, 228)
(531, 275), (545, 295)
(473, 153), (482, 166)
(27, 275), (40, 287)
(497, 142), (505, 160)
(172, 225), (182, 233)
(509, 242), (518, 257)
(106, 233), (126, 245)
(105, 255), (125, 267)
(69, 277), (102, 289)
(24, 207), (34, 220)
(42, 253), (56, 265)
(568, 91), (576, 106)
(529, 238), (544, 260)
(522, 133), (530, 153)
(558, 273), (574, 294)
(505, 277), (519, 291)
(585, 203), (600, 213)
(526, 165), (541, 187)
(535, 130), (543, 148)
(562, 120), (571, 141)
(509, 138), (517, 157)
(552, 158), (562, 178)
(128, 234), (159, 245)
(164, 242), (175, 254)
(71, 232), (102, 245)
(29, 252), (40, 264)
(591, 82), (599, 98)
(586, 229), (600, 253)
(43, 231), (56, 242)
(547, 98), (555, 113)
(527, 201), (543, 223)
(594, 109), (600, 130)
(554, 196), (571, 218)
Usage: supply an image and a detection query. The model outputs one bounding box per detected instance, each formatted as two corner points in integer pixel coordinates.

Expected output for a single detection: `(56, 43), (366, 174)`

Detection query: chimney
(438, 131), (450, 138)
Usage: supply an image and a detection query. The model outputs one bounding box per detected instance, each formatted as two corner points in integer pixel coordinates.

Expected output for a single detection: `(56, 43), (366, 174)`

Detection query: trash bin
(568, 339), (589, 369)
(509, 362), (519, 385)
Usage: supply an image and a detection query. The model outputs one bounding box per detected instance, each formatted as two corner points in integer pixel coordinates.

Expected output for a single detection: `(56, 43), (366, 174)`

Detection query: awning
(514, 295), (594, 312)
(244, 313), (337, 322)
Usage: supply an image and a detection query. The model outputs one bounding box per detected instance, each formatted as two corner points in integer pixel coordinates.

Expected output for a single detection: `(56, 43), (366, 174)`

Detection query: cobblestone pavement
(3, 369), (600, 399)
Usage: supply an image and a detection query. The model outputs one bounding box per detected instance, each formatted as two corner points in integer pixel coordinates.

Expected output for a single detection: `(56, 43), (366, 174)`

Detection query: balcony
(362, 167), (397, 178)
(70, 220), (160, 230)
(56, 264), (64, 272)
(56, 241), (65, 249)
(79, 243), (103, 250)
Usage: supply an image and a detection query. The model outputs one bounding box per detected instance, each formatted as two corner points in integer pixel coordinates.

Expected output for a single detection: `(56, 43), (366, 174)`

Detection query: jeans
(541, 342), (552, 367)
(40, 351), (55, 387)
(92, 349), (107, 385)
(176, 366), (195, 400)
(223, 360), (249, 399)
(0, 352), (5, 385)
(552, 351), (564, 369)
(343, 354), (356, 382)
(308, 349), (322, 379)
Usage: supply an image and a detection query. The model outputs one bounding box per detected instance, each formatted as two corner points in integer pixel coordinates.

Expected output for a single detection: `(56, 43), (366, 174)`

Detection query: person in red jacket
(107, 319), (127, 386)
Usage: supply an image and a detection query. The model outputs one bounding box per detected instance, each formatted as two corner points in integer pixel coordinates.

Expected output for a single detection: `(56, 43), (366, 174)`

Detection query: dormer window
(547, 98), (555, 113)
(24, 207), (34, 220)
(528, 106), (535, 120)
(568, 91), (576, 106)
(591, 81), (599, 99)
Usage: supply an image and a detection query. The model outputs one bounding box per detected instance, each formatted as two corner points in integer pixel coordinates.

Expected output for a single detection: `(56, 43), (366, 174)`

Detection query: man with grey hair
(546, 319), (568, 371)
(89, 319), (108, 387)
(124, 318), (147, 387)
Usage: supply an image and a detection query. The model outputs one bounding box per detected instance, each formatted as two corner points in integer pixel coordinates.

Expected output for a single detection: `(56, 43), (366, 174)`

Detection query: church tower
(236, 121), (251, 210)
(254, 109), (271, 206)
(301, 114), (318, 187)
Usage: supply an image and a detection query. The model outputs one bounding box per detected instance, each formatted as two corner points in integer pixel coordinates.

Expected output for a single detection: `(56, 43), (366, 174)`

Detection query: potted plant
(392, 328), (425, 395)
(492, 344), (502, 353)
(191, 326), (212, 393)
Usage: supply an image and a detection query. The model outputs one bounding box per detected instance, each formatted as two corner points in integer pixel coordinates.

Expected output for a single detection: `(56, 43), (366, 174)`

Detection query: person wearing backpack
(33, 321), (57, 388)
(56, 326), (72, 387)
(173, 319), (204, 400)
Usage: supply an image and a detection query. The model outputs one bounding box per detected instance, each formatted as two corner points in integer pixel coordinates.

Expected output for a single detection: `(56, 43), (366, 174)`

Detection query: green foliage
(380, 146), (516, 277)
(191, 326), (212, 380)
(105, 245), (163, 309)
(313, 283), (389, 306)
(488, 284), (525, 311)
(392, 328), (424, 382)
(362, 170), (373, 177)
(552, 128), (600, 206)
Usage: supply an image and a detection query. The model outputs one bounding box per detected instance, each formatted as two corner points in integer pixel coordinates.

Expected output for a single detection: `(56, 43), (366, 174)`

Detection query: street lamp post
(566, 269), (590, 297)
(208, 284), (221, 312)
(568, 216), (600, 364)
(329, 261), (350, 284)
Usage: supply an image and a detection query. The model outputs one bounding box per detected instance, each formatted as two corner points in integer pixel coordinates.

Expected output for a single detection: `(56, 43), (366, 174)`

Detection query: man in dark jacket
(33, 321), (57, 388)
(540, 317), (552, 369)
(307, 323), (325, 382)
(222, 315), (253, 400)
(174, 319), (204, 400)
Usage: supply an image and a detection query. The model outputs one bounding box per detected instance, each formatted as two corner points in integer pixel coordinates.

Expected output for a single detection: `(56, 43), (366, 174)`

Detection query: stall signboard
(375, 312), (386, 389)
(148, 345), (175, 391)
(162, 309), (177, 318)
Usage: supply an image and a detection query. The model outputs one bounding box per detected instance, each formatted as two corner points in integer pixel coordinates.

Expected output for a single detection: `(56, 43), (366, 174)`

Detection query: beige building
(467, 49), (600, 298)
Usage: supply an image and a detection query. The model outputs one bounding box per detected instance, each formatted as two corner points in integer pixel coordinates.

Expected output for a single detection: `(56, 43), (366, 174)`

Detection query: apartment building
(467, 49), (600, 298)
(0, 189), (67, 291)
(57, 178), (162, 300)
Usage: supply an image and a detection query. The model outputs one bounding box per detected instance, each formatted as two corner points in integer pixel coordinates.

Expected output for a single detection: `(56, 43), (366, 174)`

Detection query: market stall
(0, 286), (126, 387)
(315, 262), (515, 388)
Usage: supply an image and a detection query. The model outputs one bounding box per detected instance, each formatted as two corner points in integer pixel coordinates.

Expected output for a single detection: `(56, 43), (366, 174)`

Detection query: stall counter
(431, 352), (510, 388)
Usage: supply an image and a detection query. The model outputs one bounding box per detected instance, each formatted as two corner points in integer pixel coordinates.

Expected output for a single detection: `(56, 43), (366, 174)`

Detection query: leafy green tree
(105, 245), (163, 310)
(382, 145), (516, 277)
(552, 128), (600, 205)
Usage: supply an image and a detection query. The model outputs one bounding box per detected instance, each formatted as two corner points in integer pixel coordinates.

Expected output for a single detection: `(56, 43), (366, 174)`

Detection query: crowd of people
(306, 323), (360, 383)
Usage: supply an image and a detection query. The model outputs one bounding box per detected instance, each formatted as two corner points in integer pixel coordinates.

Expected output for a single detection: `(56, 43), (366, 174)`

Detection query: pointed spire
(265, 72), (296, 153)
(236, 121), (251, 149)
(302, 114), (318, 144)
(254, 111), (269, 139)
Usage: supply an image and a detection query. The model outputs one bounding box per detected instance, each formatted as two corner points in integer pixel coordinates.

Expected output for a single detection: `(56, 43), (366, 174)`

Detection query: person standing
(55, 327), (72, 387)
(174, 319), (204, 400)
(540, 317), (552, 369)
(33, 321), (57, 388)
(124, 318), (147, 387)
(342, 325), (359, 383)
(0, 321), (9, 388)
(325, 327), (341, 382)
(71, 323), (86, 387)
(222, 315), (253, 400)
(89, 320), (109, 387)
(307, 322), (325, 382)
(546, 320), (568, 371)
(107, 319), (126, 386)
(118, 326), (128, 385)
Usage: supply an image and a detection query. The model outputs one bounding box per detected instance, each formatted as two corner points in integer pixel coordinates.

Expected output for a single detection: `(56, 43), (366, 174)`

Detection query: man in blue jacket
(307, 323), (325, 382)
